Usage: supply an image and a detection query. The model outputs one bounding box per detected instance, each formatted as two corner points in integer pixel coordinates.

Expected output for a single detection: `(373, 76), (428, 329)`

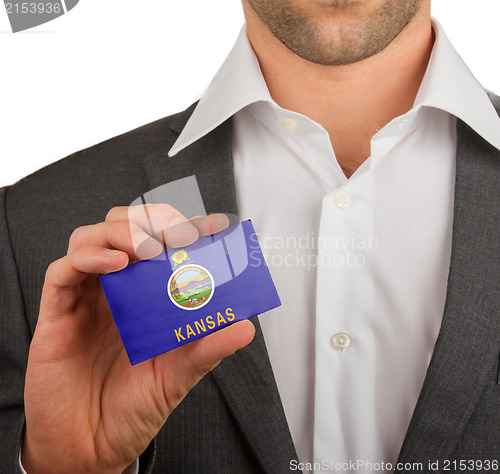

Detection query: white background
(1, 0), (499, 187)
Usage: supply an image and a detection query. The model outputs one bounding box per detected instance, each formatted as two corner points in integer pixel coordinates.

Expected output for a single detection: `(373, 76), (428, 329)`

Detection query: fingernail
(103, 249), (123, 257)
(170, 217), (197, 234)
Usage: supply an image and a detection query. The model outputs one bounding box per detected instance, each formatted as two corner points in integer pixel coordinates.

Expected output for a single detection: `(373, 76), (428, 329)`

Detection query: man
(1, 0), (499, 472)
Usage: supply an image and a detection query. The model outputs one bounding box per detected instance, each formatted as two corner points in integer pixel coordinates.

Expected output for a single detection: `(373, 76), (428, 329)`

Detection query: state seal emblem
(167, 264), (214, 310)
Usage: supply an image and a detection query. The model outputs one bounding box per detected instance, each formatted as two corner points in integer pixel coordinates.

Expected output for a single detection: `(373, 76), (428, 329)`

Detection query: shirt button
(333, 192), (350, 209)
(282, 118), (299, 133)
(331, 332), (350, 350)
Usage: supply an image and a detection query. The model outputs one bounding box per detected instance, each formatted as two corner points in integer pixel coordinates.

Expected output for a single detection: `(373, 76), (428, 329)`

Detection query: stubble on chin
(245, 0), (425, 66)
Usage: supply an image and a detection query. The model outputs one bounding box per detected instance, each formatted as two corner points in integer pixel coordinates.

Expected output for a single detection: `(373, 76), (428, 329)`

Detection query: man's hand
(22, 205), (255, 474)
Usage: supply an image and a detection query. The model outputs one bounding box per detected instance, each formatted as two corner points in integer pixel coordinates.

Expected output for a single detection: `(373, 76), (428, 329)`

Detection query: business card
(100, 219), (281, 365)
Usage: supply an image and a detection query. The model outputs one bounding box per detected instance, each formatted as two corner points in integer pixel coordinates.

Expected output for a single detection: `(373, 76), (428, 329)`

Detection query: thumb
(186, 319), (256, 373)
(153, 320), (256, 407)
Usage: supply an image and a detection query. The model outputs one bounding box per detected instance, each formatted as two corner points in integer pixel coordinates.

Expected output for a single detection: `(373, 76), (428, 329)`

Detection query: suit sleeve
(0, 186), (31, 474)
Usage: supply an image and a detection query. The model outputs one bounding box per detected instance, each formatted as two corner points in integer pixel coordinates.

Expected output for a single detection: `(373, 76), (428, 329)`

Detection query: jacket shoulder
(4, 103), (197, 226)
(8, 102), (196, 194)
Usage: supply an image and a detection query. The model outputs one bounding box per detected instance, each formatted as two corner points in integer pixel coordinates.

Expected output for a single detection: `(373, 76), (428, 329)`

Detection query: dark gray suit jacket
(0, 97), (499, 473)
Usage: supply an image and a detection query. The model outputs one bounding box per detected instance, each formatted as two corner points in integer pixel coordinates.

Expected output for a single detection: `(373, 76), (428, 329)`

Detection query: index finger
(106, 205), (230, 248)
(106, 204), (199, 249)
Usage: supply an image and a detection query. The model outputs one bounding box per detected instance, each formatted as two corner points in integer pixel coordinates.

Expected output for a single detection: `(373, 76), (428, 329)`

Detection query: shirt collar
(169, 20), (500, 157)
(414, 19), (500, 150)
(169, 26), (272, 157)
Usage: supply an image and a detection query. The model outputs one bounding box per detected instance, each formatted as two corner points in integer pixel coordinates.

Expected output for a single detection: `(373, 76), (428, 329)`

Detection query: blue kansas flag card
(100, 220), (281, 365)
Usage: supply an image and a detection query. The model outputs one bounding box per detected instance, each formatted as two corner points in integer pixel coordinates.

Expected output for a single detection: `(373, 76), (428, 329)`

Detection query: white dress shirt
(169, 19), (500, 473)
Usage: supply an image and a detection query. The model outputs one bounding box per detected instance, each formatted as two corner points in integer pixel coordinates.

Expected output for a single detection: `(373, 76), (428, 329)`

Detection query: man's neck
(244, 5), (434, 178)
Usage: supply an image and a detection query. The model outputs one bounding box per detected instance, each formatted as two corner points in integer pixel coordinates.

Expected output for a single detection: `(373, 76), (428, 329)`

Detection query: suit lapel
(211, 321), (299, 473)
(396, 119), (500, 468)
(143, 109), (299, 473)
